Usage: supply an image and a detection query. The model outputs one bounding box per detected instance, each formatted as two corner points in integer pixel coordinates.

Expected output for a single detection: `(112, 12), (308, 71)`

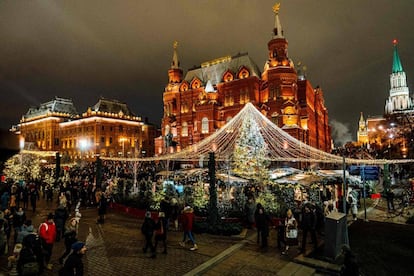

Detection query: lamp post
(79, 138), (89, 167)
(119, 137), (127, 157)
(19, 137), (25, 182)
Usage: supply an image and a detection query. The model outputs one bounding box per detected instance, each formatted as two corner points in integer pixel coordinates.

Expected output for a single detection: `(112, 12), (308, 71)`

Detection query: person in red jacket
(39, 212), (57, 270)
(179, 206), (198, 251)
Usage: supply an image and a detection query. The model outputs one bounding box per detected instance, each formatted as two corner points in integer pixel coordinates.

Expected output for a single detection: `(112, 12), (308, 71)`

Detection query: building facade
(155, 4), (331, 155)
(15, 97), (155, 160)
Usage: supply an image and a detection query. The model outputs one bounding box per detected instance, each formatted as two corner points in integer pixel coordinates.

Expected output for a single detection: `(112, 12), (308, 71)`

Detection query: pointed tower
(357, 112), (368, 145)
(261, 3), (300, 135)
(385, 39), (413, 114)
(167, 41), (183, 85)
(157, 41), (184, 154)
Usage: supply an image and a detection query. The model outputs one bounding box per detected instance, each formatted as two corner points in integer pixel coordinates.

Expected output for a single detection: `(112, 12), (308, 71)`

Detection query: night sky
(1, 0), (414, 146)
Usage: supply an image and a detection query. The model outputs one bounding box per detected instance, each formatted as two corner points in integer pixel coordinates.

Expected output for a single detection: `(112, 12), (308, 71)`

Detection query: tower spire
(392, 39), (403, 73)
(171, 41), (180, 69)
(385, 39), (412, 114)
(272, 3), (284, 38)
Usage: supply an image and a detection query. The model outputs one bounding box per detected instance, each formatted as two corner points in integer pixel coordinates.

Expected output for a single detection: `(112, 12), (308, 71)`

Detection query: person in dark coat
(141, 211), (156, 258)
(13, 207), (26, 243)
(20, 232), (44, 274)
(59, 218), (78, 264)
(96, 194), (107, 224)
(17, 235), (40, 276)
(254, 203), (271, 248)
(154, 212), (168, 255)
(159, 196), (171, 230)
(54, 205), (69, 242)
(300, 203), (317, 253)
(59, 241), (87, 276)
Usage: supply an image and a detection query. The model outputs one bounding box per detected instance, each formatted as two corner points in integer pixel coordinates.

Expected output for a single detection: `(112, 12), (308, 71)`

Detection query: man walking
(39, 213), (57, 270)
(300, 203), (317, 254)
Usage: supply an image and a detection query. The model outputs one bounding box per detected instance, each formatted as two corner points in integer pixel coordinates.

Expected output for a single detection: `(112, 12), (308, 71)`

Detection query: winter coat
(141, 217), (155, 237)
(155, 217), (168, 241)
(39, 221), (56, 244)
(254, 208), (271, 235)
(17, 224), (34, 244)
(13, 210), (26, 229)
(54, 207), (68, 230)
(98, 197), (107, 216)
(181, 210), (195, 232)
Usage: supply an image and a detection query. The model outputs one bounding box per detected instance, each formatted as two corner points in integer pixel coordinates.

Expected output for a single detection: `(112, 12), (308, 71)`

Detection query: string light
(101, 103), (414, 165)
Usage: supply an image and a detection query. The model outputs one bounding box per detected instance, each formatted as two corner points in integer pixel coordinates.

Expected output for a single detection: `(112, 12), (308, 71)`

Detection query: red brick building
(155, 5), (331, 155)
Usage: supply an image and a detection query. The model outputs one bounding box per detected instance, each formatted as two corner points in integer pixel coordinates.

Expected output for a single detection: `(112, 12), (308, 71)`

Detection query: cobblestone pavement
(2, 196), (410, 276)
(0, 198), (290, 276)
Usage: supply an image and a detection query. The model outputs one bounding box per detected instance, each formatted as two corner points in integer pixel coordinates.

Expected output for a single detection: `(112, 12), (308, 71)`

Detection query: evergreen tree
(232, 113), (269, 182)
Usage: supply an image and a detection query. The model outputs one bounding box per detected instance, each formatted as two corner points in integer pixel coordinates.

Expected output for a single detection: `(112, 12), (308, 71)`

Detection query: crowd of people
(140, 195), (198, 259)
(0, 159), (364, 275)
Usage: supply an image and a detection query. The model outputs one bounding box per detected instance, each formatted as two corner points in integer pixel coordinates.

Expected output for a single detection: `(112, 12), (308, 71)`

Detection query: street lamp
(79, 138), (89, 159)
(119, 137), (127, 157)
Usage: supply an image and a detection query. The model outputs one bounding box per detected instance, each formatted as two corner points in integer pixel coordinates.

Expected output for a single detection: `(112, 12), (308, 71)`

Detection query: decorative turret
(272, 3), (283, 38)
(167, 41), (183, 85)
(264, 3), (294, 71)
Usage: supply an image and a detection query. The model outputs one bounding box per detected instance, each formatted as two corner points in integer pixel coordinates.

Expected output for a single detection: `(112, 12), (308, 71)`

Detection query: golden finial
(272, 3), (280, 14)
(173, 41), (178, 49)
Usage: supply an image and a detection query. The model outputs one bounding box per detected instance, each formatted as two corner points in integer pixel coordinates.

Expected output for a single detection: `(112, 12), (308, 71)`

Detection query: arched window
(182, 122), (188, 137)
(201, 117), (209, 134)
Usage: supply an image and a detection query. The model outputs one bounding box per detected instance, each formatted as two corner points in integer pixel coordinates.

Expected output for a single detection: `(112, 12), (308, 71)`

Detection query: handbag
(286, 228), (298, 239)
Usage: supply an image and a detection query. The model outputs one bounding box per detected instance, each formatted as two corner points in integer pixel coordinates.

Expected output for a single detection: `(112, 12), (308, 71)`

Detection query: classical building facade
(15, 97), (155, 160)
(155, 4), (331, 155)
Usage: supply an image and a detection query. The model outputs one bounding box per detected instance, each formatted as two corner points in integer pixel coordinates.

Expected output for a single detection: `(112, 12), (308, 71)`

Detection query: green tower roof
(392, 39), (403, 73)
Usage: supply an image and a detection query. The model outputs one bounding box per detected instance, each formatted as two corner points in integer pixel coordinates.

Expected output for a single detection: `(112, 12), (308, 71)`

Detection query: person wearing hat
(39, 212), (57, 270)
(59, 241), (87, 276)
(141, 211), (156, 258)
(154, 211), (168, 255)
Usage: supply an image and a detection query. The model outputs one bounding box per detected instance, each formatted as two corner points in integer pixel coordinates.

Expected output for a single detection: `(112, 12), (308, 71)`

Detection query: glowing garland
(101, 103), (414, 165)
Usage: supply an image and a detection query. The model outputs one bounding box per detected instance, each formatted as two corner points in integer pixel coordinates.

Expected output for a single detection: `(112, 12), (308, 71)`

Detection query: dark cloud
(1, 0), (413, 144)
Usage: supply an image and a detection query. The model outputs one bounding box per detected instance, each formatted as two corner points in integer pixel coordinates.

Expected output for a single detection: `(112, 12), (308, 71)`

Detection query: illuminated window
(201, 117), (209, 134)
(240, 89), (249, 104)
(182, 122), (188, 137)
(223, 71), (234, 82)
(238, 68), (250, 79)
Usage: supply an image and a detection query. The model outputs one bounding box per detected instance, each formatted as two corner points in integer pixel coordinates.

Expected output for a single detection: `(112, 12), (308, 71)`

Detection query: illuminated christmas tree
(232, 113), (270, 183)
